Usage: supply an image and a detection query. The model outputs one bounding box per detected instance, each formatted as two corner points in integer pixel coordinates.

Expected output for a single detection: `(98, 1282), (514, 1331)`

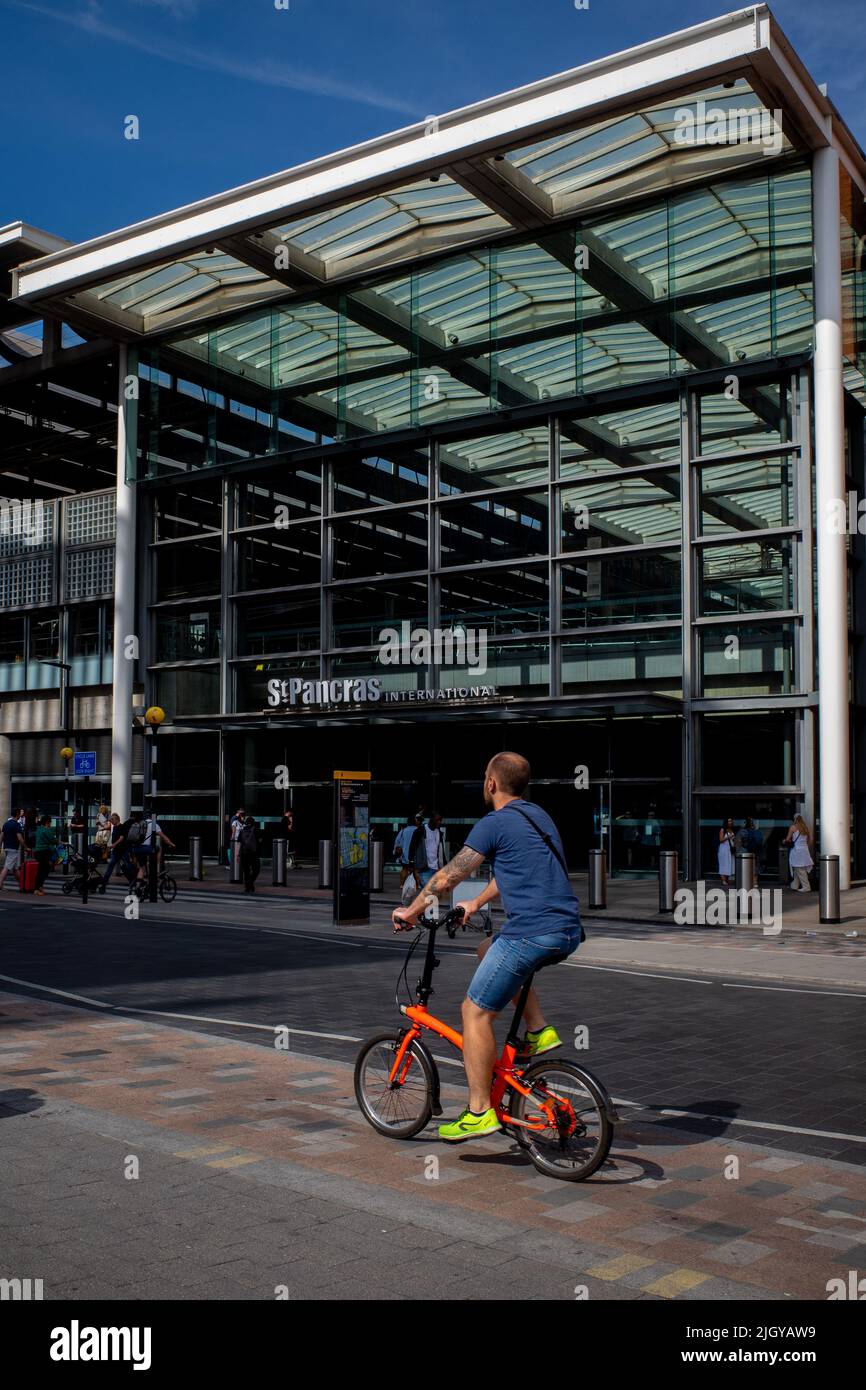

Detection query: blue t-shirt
(2, 817), (23, 850)
(465, 800), (582, 940)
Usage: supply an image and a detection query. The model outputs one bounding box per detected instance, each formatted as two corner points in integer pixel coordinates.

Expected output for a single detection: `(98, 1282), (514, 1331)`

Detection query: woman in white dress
(784, 815), (814, 891)
(718, 818), (736, 885)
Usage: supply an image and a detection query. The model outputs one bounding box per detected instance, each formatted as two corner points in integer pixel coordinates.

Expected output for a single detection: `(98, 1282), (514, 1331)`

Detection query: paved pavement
(2, 989), (866, 1302)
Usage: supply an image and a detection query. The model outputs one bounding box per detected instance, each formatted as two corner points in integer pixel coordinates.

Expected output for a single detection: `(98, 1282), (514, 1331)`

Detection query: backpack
(126, 820), (145, 846)
(240, 823), (259, 851)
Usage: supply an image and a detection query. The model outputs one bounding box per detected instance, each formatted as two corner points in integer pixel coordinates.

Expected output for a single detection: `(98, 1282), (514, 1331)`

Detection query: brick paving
(1, 990), (864, 1301)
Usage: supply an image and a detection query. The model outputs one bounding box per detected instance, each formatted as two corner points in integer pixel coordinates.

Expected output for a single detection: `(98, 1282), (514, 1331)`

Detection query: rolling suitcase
(19, 859), (39, 893)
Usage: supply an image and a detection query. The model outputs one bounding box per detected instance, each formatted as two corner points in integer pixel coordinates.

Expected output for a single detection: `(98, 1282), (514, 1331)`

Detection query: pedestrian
(94, 804), (112, 859)
(69, 805), (85, 840)
(784, 814), (814, 891)
(229, 806), (245, 867)
(33, 814), (57, 896)
(718, 818), (736, 886)
(394, 813), (422, 885)
(0, 807), (27, 889)
(100, 812), (136, 891)
(280, 807), (294, 862)
(421, 811), (446, 887)
(239, 814), (261, 893)
(23, 806), (39, 852)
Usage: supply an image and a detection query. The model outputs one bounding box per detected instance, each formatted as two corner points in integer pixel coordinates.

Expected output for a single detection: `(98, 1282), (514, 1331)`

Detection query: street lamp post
(144, 707), (165, 904)
(59, 745), (73, 873)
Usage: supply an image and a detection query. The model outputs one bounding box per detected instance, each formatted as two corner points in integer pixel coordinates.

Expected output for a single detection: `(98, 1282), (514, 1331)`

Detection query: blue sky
(2, 0), (864, 243)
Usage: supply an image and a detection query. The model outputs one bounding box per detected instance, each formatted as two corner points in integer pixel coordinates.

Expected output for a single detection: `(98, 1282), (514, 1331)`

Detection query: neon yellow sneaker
(438, 1107), (502, 1142)
(519, 1025), (562, 1057)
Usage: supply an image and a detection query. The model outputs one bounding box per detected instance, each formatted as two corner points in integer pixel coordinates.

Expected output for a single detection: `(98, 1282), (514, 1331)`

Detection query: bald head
(484, 752), (531, 805)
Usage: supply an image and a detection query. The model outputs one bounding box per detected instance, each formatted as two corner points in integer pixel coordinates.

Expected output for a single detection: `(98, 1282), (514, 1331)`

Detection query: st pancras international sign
(265, 675), (500, 710)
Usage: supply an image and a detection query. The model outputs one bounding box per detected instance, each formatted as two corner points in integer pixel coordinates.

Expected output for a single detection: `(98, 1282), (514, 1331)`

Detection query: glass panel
(155, 607), (221, 661)
(440, 564), (548, 637)
(700, 711), (798, 786)
(440, 490), (548, 567)
(234, 595), (320, 656)
(70, 605), (101, 657)
(330, 576), (428, 649)
(237, 467), (322, 528)
(330, 509), (427, 580)
(698, 538), (794, 616)
(559, 399), (681, 479)
(30, 611), (60, 661)
(699, 795), (797, 877)
(561, 551), (681, 626)
(699, 620), (797, 696)
(697, 454), (796, 535)
(236, 523), (321, 590)
(440, 427), (549, 495)
(0, 615), (27, 692)
(330, 650), (426, 693)
(154, 481), (223, 540)
(562, 629), (682, 692)
(447, 639), (549, 697)
(153, 666), (220, 716)
(235, 656), (319, 712)
(333, 448), (428, 513)
(154, 536), (222, 600)
(559, 472), (681, 550)
(696, 382), (790, 456)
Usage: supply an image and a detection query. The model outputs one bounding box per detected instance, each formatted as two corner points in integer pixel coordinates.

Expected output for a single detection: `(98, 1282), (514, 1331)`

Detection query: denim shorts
(466, 924), (582, 1013)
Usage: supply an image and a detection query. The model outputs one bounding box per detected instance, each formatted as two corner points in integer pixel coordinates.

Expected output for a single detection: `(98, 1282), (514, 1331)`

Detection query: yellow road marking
(586, 1254), (655, 1281)
(643, 1269), (711, 1298)
(173, 1144), (233, 1158)
(206, 1154), (262, 1169)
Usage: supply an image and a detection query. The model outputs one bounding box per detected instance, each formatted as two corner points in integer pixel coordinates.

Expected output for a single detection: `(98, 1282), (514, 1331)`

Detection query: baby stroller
(58, 843), (105, 897)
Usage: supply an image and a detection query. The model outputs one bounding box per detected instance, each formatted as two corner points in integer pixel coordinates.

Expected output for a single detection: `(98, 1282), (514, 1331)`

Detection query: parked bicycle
(355, 906), (617, 1181)
(130, 865), (178, 904)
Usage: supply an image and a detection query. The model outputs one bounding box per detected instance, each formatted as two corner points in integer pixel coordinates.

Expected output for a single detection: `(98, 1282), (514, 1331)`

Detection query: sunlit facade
(3, 8), (865, 880)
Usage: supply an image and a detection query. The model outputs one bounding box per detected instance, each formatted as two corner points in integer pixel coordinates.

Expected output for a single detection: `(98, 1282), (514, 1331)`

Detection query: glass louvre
(440, 428), (549, 494)
(560, 399), (681, 478)
(144, 164), (811, 462)
(695, 383), (790, 456)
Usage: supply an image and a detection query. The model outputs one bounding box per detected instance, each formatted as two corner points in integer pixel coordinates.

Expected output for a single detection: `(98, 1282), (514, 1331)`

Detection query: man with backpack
(239, 814), (261, 894)
(100, 811), (141, 891)
(393, 752), (582, 1143)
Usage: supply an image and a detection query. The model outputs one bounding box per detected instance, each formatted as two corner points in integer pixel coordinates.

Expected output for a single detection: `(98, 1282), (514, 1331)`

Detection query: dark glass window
(439, 490), (548, 567)
(333, 450), (428, 512)
(330, 577), (428, 649)
(70, 606), (101, 657)
(0, 616), (26, 664)
(155, 608), (221, 662)
(234, 595), (321, 656)
(440, 565), (548, 636)
(698, 538), (794, 616)
(154, 537), (222, 600)
(236, 523), (321, 590)
(30, 612), (59, 661)
(561, 551), (681, 627)
(237, 467), (322, 527)
(154, 481), (223, 540)
(331, 510), (427, 580)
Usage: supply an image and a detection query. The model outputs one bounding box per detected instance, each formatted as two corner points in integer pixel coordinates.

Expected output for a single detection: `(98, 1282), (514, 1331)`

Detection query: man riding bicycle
(393, 752), (582, 1143)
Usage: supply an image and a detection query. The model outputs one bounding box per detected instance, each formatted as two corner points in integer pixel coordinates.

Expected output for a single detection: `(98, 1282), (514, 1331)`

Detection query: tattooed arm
(392, 846), (486, 929)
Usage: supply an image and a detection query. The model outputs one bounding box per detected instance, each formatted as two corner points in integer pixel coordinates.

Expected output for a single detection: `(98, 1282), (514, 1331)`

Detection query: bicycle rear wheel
(159, 875), (177, 903)
(354, 1031), (434, 1139)
(510, 1059), (613, 1181)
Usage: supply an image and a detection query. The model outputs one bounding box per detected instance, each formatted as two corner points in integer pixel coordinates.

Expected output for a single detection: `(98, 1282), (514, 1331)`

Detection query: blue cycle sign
(73, 751), (96, 777)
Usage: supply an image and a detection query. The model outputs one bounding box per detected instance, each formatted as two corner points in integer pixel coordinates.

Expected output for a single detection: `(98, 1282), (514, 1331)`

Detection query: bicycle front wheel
(510, 1059), (613, 1181)
(159, 875), (177, 903)
(354, 1031), (434, 1139)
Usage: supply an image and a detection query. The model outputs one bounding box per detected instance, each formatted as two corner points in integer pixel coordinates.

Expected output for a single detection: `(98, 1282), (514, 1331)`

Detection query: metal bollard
(588, 848), (606, 910)
(73, 831), (85, 862)
(272, 838), (287, 887)
(230, 840), (242, 884)
(735, 851), (757, 923)
(188, 835), (202, 881)
(819, 855), (841, 924)
(659, 849), (678, 913)
(371, 839), (384, 892)
(318, 839), (333, 890)
(778, 844), (791, 886)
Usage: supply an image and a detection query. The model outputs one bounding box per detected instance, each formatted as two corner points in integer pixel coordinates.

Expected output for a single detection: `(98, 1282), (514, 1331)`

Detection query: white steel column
(812, 142), (851, 888)
(110, 346), (138, 818)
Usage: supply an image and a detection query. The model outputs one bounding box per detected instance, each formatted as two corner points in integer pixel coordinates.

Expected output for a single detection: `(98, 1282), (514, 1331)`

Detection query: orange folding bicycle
(354, 906), (617, 1181)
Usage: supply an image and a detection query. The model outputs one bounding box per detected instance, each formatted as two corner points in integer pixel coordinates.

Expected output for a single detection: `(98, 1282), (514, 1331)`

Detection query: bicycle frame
(388, 917), (563, 1134)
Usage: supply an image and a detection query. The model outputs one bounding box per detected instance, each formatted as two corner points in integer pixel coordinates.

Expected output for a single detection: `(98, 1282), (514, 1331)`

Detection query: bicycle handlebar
(393, 905), (483, 938)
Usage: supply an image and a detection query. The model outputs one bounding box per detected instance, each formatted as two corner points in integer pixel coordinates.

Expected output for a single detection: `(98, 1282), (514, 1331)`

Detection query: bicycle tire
(510, 1058), (613, 1181)
(354, 1031), (435, 1139)
(61, 878), (76, 896)
(159, 875), (177, 903)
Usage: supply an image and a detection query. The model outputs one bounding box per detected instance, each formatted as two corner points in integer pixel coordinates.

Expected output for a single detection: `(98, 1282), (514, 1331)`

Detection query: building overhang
(11, 6), (865, 343)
